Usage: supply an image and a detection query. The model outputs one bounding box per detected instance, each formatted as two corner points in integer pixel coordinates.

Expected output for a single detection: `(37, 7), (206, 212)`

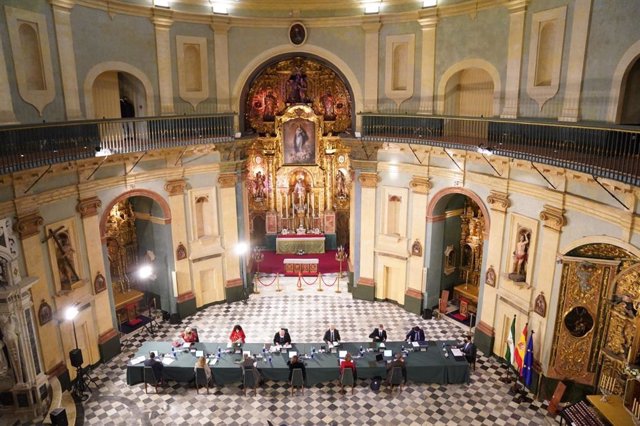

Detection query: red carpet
(253, 250), (344, 275)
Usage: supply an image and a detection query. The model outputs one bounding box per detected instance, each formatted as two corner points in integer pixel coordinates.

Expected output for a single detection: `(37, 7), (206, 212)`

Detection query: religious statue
(336, 170), (347, 199)
(0, 314), (23, 383)
(263, 88), (277, 121)
(56, 231), (77, 288)
(294, 175), (306, 208)
(321, 91), (335, 119)
(509, 229), (530, 282)
(287, 67), (308, 104)
(254, 171), (266, 200)
(0, 341), (8, 378)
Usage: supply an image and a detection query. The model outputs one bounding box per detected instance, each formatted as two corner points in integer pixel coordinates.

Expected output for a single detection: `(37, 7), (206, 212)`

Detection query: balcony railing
(361, 114), (640, 187)
(0, 114), (235, 175)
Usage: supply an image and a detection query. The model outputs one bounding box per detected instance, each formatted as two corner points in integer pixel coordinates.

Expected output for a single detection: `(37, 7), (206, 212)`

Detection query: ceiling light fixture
(153, 0), (170, 8)
(362, 0), (381, 14)
(423, 0), (437, 8)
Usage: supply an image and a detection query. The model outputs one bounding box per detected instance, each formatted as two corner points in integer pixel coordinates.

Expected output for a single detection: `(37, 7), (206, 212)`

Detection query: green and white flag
(505, 315), (516, 367)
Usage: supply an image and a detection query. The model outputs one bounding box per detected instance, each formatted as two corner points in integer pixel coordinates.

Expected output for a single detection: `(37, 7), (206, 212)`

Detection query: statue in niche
(293, 175), (307, 209)
(611, 293), (638, 318)
(0, 314), (23, 383)
(262, 88), (277, 121)
(287, 67), (308, 104)
(321, 91), (335, 119)
(0, 258), (8, 287)
(336, 170), (347, 199)
(509, 229), (530, 283)
(54, 230), (79, 289)
(254, 171), (266, 200)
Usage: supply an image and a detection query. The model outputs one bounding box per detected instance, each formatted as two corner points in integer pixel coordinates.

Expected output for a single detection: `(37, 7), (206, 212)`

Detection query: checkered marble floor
(77, 287), (556, 426)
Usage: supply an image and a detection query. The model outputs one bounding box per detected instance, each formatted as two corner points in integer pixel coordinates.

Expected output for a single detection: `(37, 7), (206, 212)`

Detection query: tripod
(72, 365), (96, 401)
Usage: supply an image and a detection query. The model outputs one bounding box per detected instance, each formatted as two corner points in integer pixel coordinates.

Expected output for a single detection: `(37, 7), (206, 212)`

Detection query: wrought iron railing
(361, 114), (640, 187)
(0, 114), (235, 175)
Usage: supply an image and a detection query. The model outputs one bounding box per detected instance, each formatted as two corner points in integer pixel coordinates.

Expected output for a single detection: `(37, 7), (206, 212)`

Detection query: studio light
(423, 0), (437, 8)
(138, 264), (153, 280)
(235, 241), (249, 256)
(65, 305), (79, 321)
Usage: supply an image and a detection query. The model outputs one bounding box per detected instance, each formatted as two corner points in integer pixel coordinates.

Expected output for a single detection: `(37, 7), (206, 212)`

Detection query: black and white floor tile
(77, 281), (555, 425)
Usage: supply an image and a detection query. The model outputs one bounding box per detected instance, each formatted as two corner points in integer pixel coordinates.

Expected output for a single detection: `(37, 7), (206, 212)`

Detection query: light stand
(335, 246), (348, 294)
(65, 306), (96, 402)
(235, 242), (250, 302)
(137, 264), (157, 335)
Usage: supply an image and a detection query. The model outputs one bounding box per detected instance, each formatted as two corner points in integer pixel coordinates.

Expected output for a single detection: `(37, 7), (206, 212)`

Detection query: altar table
(283, 258), (319, 276)
(276, 234), (325, 254)
(126, 341), (469, 387)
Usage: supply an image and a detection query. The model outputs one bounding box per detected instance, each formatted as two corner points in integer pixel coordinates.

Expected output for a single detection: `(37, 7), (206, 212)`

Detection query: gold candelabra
(335, 245), (348, 294)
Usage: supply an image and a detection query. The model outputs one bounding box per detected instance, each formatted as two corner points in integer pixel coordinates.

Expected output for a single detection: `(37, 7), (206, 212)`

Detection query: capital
(15, 212), (43, 240)
(218, 173), (237, 188)
(164, 179), (187, 196)
(539, 205), (566, 231)
(76, 197), (102, 218)
(358, 172), (379, 188)
(410, 176), (431, 194)
(486, 190), (510, 212)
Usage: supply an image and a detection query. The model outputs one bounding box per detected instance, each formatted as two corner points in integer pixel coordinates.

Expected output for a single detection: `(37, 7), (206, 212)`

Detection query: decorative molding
(225, 278), (243, 288)
(15, 212), (43, 239)
(176, 242), (188, 261)
(93, 272), (106, 294)
(76, 196), (102, 218)
(411, 239), (423, 257)
(177, 291), (195, 302)
(100, 189), (171, 241)
(218, 173), (237, 188)
(539, 205), (566, 231)
(164, 179), (187, 196)
(98, 328), (119, 344)
(477, 321), (495, 337)
(358, 172), (379, 188)
(534, 291), (547, 317)
(405, 288), (422, 299)
(357, 277), (375, 286)
(486, 190), (510, 212)
(384, 33), (415, 107)
(410, 176), (431, 194)
(38, 300), (52, 326)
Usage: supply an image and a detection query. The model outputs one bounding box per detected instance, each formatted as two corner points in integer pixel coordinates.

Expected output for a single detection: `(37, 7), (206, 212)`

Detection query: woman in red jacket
(229, 324), (246, 344)
(339, 353), (357, 380)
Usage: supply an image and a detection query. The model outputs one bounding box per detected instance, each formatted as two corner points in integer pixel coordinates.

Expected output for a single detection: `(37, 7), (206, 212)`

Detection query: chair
(242, 367), (258, 396)
(191, 327), (201, 343)
(339, 368), (355, 395)
(290, 368), (304, 396)
(195, 367), (210, 394)
(388, 367), (404, 393)
(143, 366), (159, 394)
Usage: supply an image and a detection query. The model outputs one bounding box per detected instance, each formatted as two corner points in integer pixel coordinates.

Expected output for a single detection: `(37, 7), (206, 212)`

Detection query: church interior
(0, 0), (639, 424)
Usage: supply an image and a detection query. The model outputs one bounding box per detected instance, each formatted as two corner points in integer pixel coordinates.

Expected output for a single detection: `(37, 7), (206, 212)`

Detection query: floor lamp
(65, 306), (95, 401)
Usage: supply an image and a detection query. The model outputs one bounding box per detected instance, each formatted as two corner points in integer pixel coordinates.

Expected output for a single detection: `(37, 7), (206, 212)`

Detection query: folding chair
(195, 367), (210, 394)
(242, 367), (258, 396)
(340, 368), (355, 395)
(143, 366), (159, 394)
(290, 368), (304, 396)
(388, 367), (404, 393)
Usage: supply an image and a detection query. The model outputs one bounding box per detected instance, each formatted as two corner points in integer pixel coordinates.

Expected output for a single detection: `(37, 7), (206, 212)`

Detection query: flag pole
(500, 314), (517, 384)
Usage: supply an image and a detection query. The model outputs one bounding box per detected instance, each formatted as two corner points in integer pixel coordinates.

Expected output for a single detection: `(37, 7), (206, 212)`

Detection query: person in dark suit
(144, 352), (165, 384)
(369, 324), (387, 342)
(273, 328), (292, 346)
(386, 353), (407, 384)
(241, 353), (262, 384)
(457, 335), (477, 364)
(405, 326), (426, 342)
(287, 355), (306, 383)
(323, 325), (341, 344)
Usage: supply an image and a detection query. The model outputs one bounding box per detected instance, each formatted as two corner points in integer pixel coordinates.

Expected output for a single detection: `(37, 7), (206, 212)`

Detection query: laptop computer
(375, 353), (384, 362)
(338, 350), (347, 359)
(384, 349), (393, 358)
(288, 351), (298, 358)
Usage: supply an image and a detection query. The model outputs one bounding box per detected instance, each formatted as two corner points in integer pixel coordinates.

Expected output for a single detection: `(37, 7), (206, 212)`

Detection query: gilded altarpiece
(245, 105), (351, 245)
(550, 243), (639, 392)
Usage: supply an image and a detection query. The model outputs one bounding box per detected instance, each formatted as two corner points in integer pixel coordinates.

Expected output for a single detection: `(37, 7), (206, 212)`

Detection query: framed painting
(94, 272), (106, 294)
(283, 118), (316, 165)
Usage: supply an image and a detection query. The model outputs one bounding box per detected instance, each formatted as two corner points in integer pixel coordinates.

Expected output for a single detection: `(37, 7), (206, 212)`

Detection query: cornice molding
(49, 0), (76, 11)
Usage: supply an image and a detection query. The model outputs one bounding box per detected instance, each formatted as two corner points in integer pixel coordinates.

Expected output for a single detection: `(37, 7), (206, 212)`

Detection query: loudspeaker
(161, 310), (170, 321)
(422, 308), (433, 320)
(50, 407), (68, 426)
(370, 376), (381, 391)
(69, 349), (83, 368)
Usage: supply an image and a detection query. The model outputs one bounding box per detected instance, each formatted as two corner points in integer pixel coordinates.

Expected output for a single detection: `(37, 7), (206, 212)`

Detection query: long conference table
(126, 341), (469, 387)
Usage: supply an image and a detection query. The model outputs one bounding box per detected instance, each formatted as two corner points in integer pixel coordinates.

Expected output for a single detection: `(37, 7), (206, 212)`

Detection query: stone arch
(232, 44), (363, 129)
(427, 187), (491, 237)
(607, 39), (640, 123)
(560, 235), (640, 258)
(83, 61), (156, 118)
(436, 58), (502, 117)
(99, 189), (171, 241)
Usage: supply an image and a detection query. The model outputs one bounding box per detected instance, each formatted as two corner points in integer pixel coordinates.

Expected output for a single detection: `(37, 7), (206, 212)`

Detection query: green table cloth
(126, 341), (469, 387)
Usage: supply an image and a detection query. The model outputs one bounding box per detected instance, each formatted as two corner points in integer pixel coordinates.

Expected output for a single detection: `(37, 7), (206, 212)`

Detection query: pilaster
(211, 22), (231, 113)
(218, 173), (242, 299)
(49, 0), (83, 120)
(478, 190), (510, 354)
(355, 172), (378, 301)
(501, 0), (528, 118)
(536, 205), (565, 372)
(152, 12), (175, 115)
(362, 19), (381, 112)
(559, 0), (593, 122)
(417, 10), (438, 115)
(405, 176), (431, 314)
(0, 23), (17, 124)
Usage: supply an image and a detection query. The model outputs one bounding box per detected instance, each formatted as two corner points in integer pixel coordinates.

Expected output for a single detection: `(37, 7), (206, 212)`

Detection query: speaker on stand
(50, 407), (69, 426)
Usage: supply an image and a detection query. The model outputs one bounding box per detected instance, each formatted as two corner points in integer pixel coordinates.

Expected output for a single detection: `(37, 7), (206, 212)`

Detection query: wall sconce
(210, 1), (229, 14)
(153, 0), (170, 8)
(423, 0), (437, 8)
(363, 0), (381, 14)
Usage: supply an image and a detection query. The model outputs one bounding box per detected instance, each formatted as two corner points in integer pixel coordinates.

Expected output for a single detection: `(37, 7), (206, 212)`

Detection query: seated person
(144, 352), (165, 384)
(386, 353), (407, 384)
(229, 324), (246, 345)
(241, 353), (262, 384)
(406, 325), (426, 342)
(369, 324), (387, 342)
(181, 326), (199, 343)
(456, 335), (477, 364)
(323, 325), (341, 344)
(339, 353), (357, 380)
(273, 328), (292, 346)
(287, 355), (306, 383)
(194, 356), (213, 385)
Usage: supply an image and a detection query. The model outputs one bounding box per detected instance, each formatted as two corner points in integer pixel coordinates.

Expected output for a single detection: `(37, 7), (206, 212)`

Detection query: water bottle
(401, 344), (405, 352)
(172, 347), (176, 359)
(311, 347), (315, 360)
(268, 355), (272, 365)
(359, 345), (364, 356)
(217, 347), (221, 359)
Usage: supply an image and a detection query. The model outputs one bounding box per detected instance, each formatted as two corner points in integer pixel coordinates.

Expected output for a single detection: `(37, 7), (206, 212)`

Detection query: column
(417, 9), (438, 115)
(218, 173), (243, 302)
(405, 177), (431, 314)
(323, 152), (336, 235)
(476, 191), (510, 355)
(559, 0), (593, 122)
(353, 172), (379, 301)
(362, 19), (381, 112)
(50, 0), (83, 120)
(152, 12), (175, 115)
(165, 179), (195, 318)
(537, 205), (565, 372)
(76, 197), (120, 361)
(0, 26), (17, 123)
(211, 23), (231, 113)
(265, 151), (277, 234)
(501, 0), (528, 119)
